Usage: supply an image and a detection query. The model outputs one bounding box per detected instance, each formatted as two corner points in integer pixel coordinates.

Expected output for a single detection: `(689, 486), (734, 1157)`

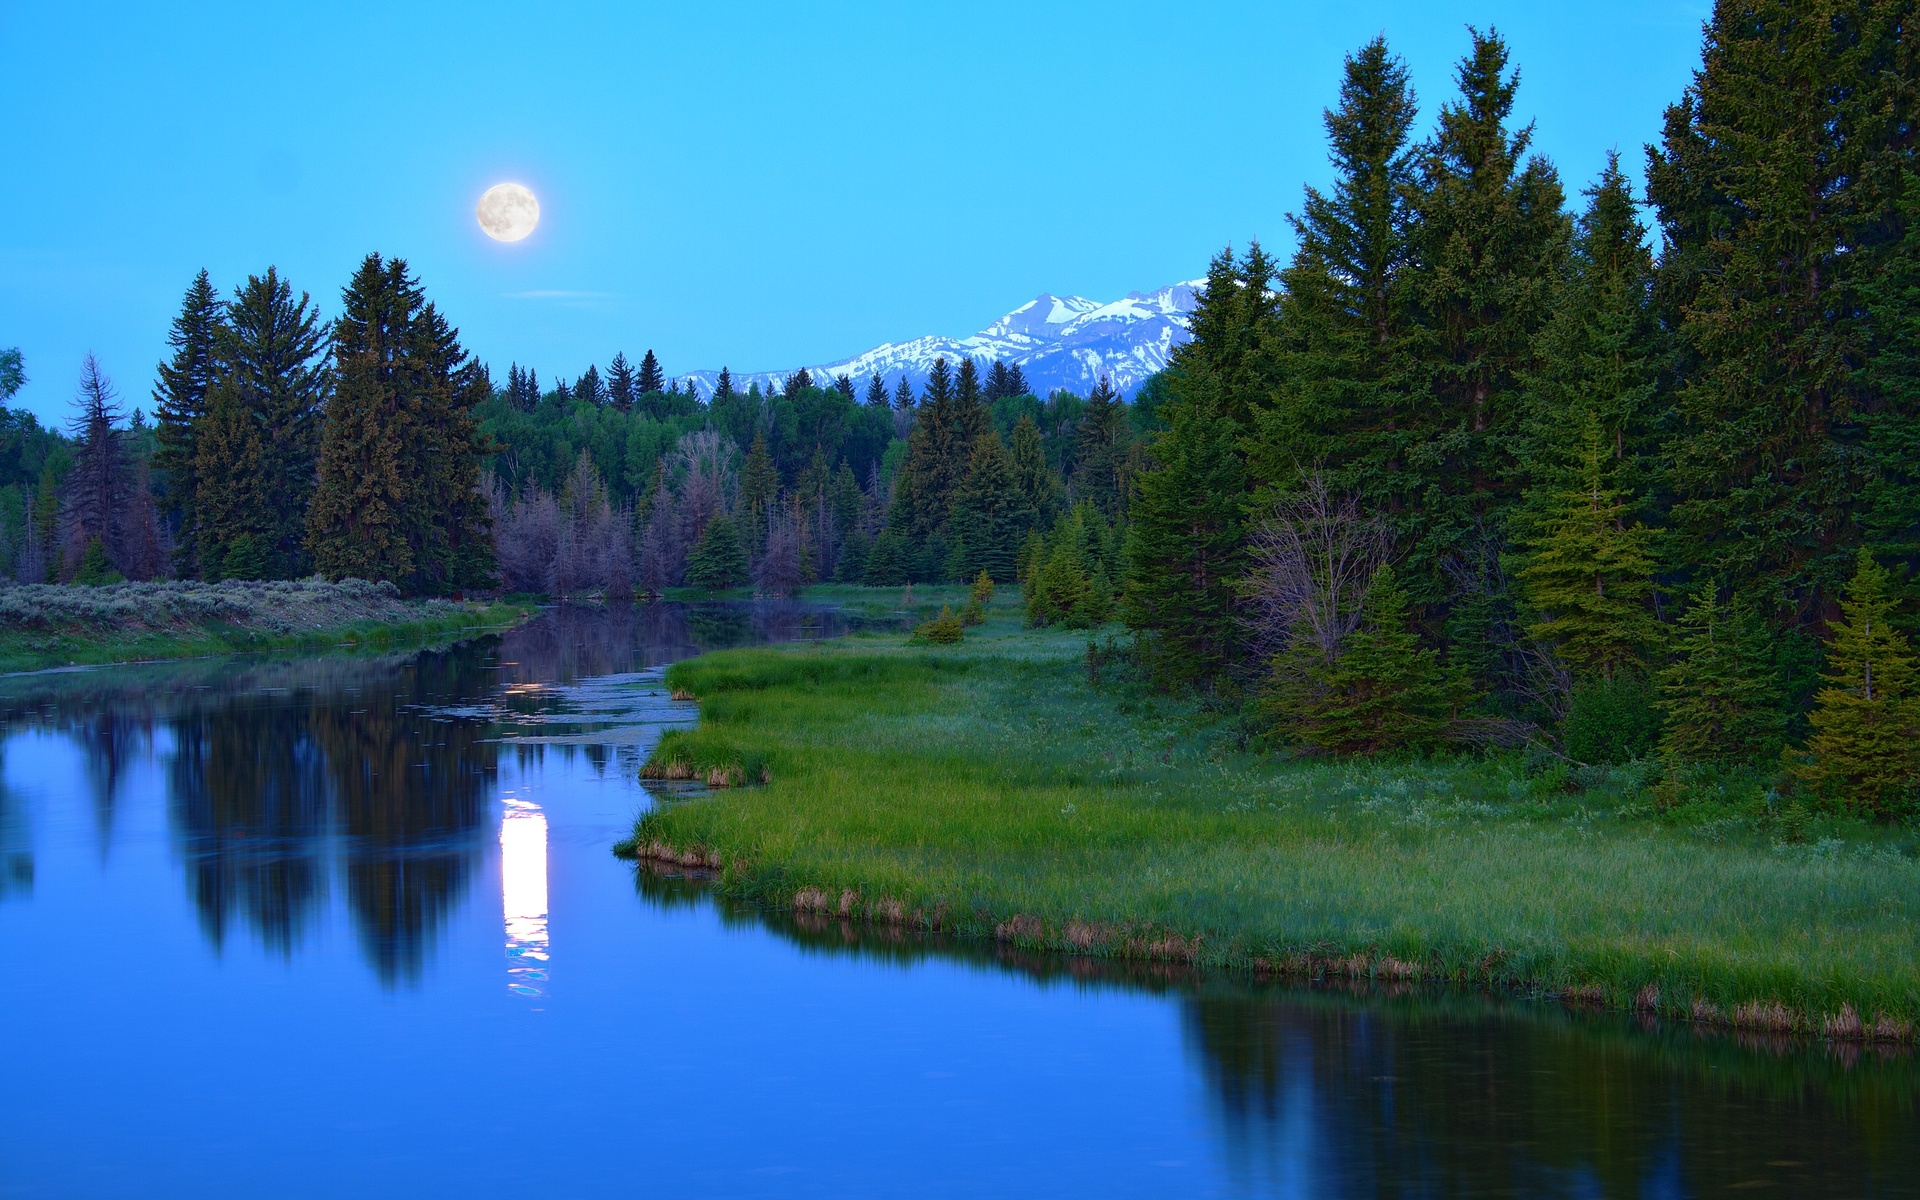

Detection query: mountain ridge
(679, 281), (1200, 402)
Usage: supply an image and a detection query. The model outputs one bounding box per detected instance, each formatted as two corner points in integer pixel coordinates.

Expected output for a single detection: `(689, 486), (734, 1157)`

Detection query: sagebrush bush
(0, 577), (448, 635)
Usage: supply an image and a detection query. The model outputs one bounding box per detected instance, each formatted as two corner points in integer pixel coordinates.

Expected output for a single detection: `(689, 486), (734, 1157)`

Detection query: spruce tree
(1517, 419), (1661, 681)
(1072, 375), (1129, 520)
(60, 355), (136, 579)
(636, 349), (665, 396)
(1276, 564), (1455, 755)
(1008, 413), (1060, 529)
(1121, 397), (1245, 686)
(986, 360), (1012, 401)
(1800, 550), (1920, 816)
(892, 376), (913, 411)
(686, 515), (748, 589)
(1401, 27), (1568, 610)
(606, 352), (637, 412)
(1650, 0), (1911, 616)
(954, 356), (989, 454)
(1657, 586), (1788, 765)
(1862, 171), (1920, 604)
(890, 357), (963, 541)
(740, 431), (778, 530)
(207, 268), (328, 578)
(949, 429), (1023, 582)
(865, 373), (888, 407)
(192, 382), (272, 580)
(1007, 363), (1030, 398)
(1250, 37), (1419, 514)
(152, 270), (223, 575)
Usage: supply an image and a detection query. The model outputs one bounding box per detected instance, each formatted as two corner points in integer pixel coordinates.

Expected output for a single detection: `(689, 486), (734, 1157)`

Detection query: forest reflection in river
(644, 868), (1920, 1198)
(0, 600), (849, 983)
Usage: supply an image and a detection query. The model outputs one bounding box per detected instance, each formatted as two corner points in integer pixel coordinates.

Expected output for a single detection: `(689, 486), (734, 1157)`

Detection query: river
(1, 604), (1913, 1198)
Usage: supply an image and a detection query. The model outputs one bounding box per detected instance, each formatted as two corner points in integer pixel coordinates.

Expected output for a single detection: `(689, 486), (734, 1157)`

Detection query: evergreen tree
(686, 514), (748, 589)
(606, 352), (637, 412)
(192, 383), (272, 580)
(60, 355), (137, 579)
(636, 349), (665, 396)
(1250, 37), (1419, 516)
(835, 374), (855, 400)
(204, 268), (328, 579)
(893, 376), (913, 411)
(1072, 375), (1130, 519)
(891, 357), (964, 541)
(1401, 27), (1569, 609)
(309, 254), (492, 592)
(152, 270), (223, 575)
(740, 431), (778, 530)
(786, 368), (813, 397)
(1517, 419), (1661, 681)
(1271, 564), (1455, 755)
(1518, 153), (1667, 524)
(986, 360), (1012, 401)
(1657, 586), (1788, 765)
(949, 429), (1023, 582)
(865, 373), (888, 407)
(1800, 550), (1920, 816)
(1007, 363), (1030, 398)
(576, 364), (605, 405)
(1121, 397), (1246, 686)
(1650, 0), (1912, 617)
(1008, 412), (1061, 529)
(1862, 171), (1920, 604)
(954, 356), (989, 452)
(0, 347), (22, 402)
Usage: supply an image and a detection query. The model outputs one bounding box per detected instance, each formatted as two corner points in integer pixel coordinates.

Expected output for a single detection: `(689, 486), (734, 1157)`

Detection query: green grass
(0, 598), (530, 673)
(622, 593), (1920, 1036)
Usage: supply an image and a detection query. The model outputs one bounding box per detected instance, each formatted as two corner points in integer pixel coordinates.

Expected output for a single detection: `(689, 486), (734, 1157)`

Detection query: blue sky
(0, 1), (1709, 425)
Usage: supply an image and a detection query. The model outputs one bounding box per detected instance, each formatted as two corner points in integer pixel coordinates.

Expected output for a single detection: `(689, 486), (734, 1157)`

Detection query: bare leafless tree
(1242, 473), (1392, 664)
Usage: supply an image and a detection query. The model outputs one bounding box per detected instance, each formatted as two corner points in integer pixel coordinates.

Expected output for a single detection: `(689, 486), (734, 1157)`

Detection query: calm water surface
(2, 604), (1914, 1199)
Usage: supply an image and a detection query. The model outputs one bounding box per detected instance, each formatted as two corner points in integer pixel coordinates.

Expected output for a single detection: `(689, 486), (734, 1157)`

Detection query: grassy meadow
(622, 589), (1920, 1037)
(0, 577), (529, 672)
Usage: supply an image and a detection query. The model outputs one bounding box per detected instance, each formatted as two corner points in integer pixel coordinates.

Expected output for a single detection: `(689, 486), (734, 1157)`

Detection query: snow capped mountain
(680, 281), (1200, 402)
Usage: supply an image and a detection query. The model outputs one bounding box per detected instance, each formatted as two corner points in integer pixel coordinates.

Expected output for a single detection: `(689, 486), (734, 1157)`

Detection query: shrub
(1563, 673), (1662, 765)
(910, 606), (965, 645)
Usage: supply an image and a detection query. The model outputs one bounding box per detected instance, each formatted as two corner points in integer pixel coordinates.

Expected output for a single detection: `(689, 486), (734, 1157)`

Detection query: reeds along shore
(619, 602), (1920, 1044)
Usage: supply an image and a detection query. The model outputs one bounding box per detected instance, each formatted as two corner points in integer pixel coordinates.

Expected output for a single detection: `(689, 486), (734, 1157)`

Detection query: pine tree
(986, 360), (1012, 401)
(1518, 153), (1667, 525)
(606, 352), (637, 412)
(893, 376), (913, 411)
(205, 268), (328, 578)
(686, 515), (748, 589)
(152, 270), (223, 575)
(1072, 375), (1129, 520)
(786, 368), (813, 397)
(1401, 27), (1569, 609)
(1007, 363), (1030, 398)
(1862, 171), (1920, 604)
(1250, 37), (1419, 516)
(954, 357), (989, 454)
(309, 255), (493, 593)
(949, 429), (1023, 582)
(890, 357), (964, 541)
(835, 374), (855, 400)
(636, 349), (666, 396)
(1518, 419), (1661, 681)
(1121, 397), (1246, 686)
(1800, 550), (1920, 816)
(865, 373), (888, 407)
(192, 383), (272, 580)
(1657, 586), (1788, 765)
(1008, 413), (1060, 529)
(740, 431), (778, 531)
(575, 364), (605, 405)
(61, 356), (139, 579)
(1271, 564), (1454, 755)
(1650, 0), (1911, 617)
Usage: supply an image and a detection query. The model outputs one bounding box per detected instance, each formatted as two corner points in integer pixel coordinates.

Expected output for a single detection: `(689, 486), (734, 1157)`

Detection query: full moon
(477, 182), (539, 242)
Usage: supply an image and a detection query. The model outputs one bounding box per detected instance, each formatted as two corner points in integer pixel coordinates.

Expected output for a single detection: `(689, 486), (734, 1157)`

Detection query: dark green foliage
(948, 429), (1025, 582)
(308, 254), (493, 594)
(1561, 674), (1661, 765)
(1798, 550), (1920, 816)
(740, 431), (777, 529)
(152, 270), (222, 573)
(0, 347), (22, 402)
(861, 526), (910, 586)
(636, 350), (665, 396)
(1265, 564), (1454, 755)
(1025, 504), (1118, 629)
(909, 605), (965, 645)
(1658, 586), (1789, 766)
(200, 268), (328, 580)
(606, 352), (637, 412)
(72, 536), (120, 586)
(1862, 171), (1920, 606)
(1071, 375), (1130, 519)
(1122, 398), (1244, 683)
(687, 515), (749, 590)
(1650, 0), (1913, 616)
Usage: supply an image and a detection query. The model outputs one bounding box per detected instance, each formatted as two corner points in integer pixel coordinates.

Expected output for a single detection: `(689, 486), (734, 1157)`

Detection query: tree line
(1122, 8), (1920, 816)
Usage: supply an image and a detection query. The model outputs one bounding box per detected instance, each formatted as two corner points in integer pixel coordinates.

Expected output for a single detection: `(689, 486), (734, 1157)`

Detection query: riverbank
(0, 578), (530, 672)
(620, 593), (1920, 1038)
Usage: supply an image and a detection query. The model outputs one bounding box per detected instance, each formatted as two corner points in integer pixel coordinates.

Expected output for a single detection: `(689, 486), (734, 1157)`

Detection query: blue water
(2, 604), (1914, 1198)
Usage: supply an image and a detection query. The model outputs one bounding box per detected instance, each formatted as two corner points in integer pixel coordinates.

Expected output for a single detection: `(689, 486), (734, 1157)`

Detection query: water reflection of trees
(491, 600), (848, 685)
(645, 868), (1920, 1199)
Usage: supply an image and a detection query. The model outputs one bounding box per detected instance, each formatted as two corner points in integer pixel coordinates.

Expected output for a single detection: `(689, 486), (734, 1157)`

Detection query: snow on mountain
(679, 281), (1200, 402)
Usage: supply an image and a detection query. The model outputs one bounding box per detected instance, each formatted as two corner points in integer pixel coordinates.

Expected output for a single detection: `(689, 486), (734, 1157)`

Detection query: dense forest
(1, 3), (1914, 811)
